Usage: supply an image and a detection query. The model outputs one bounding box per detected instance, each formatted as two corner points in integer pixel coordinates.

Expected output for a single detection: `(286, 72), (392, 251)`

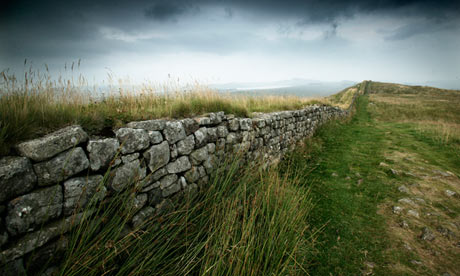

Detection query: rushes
(56, 156), (315, 276)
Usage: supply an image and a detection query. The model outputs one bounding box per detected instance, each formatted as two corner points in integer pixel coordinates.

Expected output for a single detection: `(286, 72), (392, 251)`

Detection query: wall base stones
(0, 104), (352, 271)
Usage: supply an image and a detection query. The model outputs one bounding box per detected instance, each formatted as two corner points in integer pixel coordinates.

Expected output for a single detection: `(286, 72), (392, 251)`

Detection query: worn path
(289, 95), (459, 275)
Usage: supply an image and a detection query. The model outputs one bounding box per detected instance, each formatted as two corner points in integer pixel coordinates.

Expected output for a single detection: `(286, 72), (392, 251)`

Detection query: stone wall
(0, 104), (352, 273)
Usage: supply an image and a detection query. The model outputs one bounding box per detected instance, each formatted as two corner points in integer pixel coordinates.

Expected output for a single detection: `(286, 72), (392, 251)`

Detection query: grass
(280, 95), (399, 275)
(276, 82), (460, 275)
(367, 81), (460, 146)
(0, 66), (340, 155)
(48, 155), (316, 276)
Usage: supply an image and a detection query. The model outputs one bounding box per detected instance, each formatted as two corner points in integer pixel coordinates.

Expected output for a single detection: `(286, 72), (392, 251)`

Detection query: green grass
(279, 88), (460, 275)
(281, 95), (401, 275)
(51, 155), (315, 276)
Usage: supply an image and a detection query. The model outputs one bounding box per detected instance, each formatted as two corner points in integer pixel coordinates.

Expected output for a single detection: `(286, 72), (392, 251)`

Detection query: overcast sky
(1, 0), (459, 87)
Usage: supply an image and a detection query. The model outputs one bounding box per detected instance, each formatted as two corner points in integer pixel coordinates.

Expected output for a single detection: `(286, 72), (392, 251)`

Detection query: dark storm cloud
(143, 0), (460, 24)
(1, 0), (459, 81)
(144, 2), (186, 21)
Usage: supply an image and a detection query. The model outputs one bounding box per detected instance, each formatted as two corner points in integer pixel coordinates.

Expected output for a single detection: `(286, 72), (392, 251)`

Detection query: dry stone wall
(0, 104), (351, 273)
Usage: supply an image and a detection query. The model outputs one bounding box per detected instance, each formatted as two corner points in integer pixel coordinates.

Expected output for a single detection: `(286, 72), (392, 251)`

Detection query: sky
(1, 0), (460, 88)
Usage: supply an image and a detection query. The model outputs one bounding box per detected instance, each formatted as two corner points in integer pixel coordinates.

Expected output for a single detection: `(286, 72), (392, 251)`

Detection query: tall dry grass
(367, 83), (460, 145)
(0, 63), (330, 155)
(55, 155), (315, 276)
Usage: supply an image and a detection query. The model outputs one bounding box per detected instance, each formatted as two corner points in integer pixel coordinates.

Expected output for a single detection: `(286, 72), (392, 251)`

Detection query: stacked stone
(0, 105), (349, 272)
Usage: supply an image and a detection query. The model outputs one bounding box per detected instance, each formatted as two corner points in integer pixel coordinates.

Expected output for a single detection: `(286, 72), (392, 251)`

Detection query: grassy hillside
(282, 81), (460, 275)
(367, 81), (460, 145)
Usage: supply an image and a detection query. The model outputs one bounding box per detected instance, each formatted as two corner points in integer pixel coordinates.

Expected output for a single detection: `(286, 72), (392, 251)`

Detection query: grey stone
(126, 119), (166, 131)
(6, 185), (63, 236)
(181, 118), (199, 135)
(87, 138), (119, 171)
(209, 112), (223, 125)
(170, 144), (178, 159)
(140, 180), (160, 192)
(407, 210), (419, 218)
(226, 132), (241, 144)
(433, 170), (451, 177)
(203, 156), (217, 174)
(33, 147), (89, 186)
(130, 193), (148, 212)
(63, 175), (106, 216)
(16, 125), (88, 162)
(196, 116), (211, 126)
(177, 135), (195, 155)
(143, 141), (170, 172)
(217, 125), (229, 138)
(132, 206), (156, 229)
(400, 220), (409, 228)
(163, 121), (186, 144)
(228, 119), (239, 131)
(184, 183), (198, 195)
(445, 190), (456, 197)
(420, 227), (436, 241)
(392, 206), (403, 214)
(398, 198), (416, 206)
(198, 166), (207, 178)
(162, 180), (181, 197)
(398, 185), (409, 193)
(166, 156), (191, 173)
(115, 128), (150, 154)
(390, 168), (399, 176)
(240, 118), (252, 130)
(184, 167), (201, 183)
(110, 159), (146, 192)
(148, 131), (163, 144)
(253, 118), (266, 128)
(190, 147), (209, 165)
(194, 127), (208, 147)
(206, 143), (216, 154)
(179, 176), (187, 189)
(207, 127), (218, 142)
(1, 211), (90, 263)
(0, 156), (36, 202)
(121, 152), (140, 164)
(152, 167), (168, 181)
(414, 197), (426, 204)
(26, 236), (68, 273)
(159, 174), (178, 189)
(148, 188), (162, 206)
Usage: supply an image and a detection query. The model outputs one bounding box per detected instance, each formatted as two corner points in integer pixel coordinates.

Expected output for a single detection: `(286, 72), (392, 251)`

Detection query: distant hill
(365, 81), (460, 95)
(211, 79), (357, 97)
